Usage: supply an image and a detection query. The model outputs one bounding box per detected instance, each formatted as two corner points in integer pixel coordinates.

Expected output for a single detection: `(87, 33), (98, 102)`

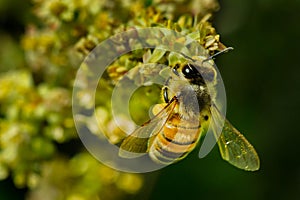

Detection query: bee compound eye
(182, 64), (198, 78)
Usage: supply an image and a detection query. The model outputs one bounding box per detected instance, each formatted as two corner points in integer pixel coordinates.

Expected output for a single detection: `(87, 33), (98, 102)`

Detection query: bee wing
(211, 105), (260, 171)
(119, 97), (178, 158)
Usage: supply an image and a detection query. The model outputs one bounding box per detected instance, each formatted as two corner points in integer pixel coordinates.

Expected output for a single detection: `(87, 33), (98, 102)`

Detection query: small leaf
(147, 48), (166, 63)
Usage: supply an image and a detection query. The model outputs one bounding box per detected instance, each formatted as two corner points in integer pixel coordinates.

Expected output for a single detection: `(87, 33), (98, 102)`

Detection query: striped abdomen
(148, 114), (202, 165)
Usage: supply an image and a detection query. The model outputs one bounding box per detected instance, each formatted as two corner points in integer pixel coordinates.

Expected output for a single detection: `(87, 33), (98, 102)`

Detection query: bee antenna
(202, 47), (234, 64)
(179, 52), (197, 62)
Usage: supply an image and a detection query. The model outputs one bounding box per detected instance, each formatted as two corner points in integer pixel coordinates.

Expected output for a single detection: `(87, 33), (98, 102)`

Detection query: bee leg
(163, 86), (169, 103)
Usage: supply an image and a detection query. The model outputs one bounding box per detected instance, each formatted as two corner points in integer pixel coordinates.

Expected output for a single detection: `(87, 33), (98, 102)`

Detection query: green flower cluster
(1, 0), (223, 199)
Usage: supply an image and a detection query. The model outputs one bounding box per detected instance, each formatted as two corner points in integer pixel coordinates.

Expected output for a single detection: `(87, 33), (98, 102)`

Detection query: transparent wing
(211, 105), (260, 171)
(119, 97), (178, 158)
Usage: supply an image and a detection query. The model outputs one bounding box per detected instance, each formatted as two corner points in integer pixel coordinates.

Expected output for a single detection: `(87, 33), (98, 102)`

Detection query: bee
(119, 51), (260, 171)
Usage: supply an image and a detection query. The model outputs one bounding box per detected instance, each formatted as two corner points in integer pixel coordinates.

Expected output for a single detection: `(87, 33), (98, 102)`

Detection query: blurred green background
(0, 0), (299, 199)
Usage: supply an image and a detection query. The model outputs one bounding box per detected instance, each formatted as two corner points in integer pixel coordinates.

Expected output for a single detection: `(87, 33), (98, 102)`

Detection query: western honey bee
(119, 51), (260, 171)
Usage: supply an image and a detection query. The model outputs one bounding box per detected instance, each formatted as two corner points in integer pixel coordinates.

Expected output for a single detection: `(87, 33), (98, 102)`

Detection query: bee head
(172, 62), (216, 85)
(168, 62), (216, 113)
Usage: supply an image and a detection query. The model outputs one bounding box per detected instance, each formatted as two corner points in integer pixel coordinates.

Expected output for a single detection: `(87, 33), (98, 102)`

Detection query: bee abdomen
(149, 119), (201, 165)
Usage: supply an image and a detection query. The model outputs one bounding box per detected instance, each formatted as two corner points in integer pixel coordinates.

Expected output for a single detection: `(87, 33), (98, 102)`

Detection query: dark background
(0, 0), (299, 199)
(149, 0), (300, 200)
